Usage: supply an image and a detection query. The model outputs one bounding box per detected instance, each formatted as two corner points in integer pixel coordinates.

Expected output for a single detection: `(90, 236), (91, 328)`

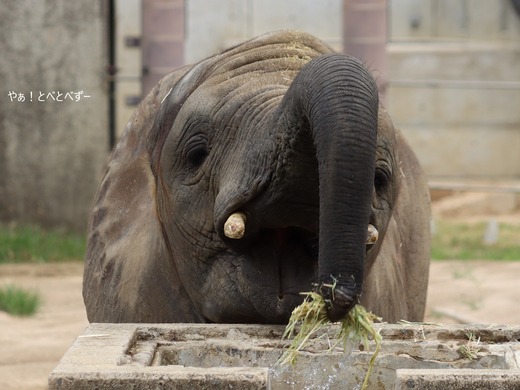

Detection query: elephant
(83, 31), (431, 324)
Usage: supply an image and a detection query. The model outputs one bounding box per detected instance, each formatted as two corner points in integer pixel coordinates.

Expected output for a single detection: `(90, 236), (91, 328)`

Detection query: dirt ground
(0, 263), (87, 390)
(1, 193), (519, 390)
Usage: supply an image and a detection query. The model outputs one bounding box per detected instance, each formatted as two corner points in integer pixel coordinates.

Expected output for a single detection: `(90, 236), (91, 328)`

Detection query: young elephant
(83, 31), (430, 324)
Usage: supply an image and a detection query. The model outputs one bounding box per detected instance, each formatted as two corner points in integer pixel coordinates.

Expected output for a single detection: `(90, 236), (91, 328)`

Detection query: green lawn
(431, 220), (520, 261)
(0, 224), (86, 264)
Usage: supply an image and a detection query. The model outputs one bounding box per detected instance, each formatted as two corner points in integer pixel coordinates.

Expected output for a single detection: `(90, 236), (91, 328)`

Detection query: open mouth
(218, 212), (379, 322)
(222, 212), (379, 292)
(239, 227), (319, 299)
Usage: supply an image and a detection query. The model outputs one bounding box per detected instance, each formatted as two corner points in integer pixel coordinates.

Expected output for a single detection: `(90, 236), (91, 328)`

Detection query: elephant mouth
(231, 226), (317, 323)
(246, 227), (319, 296)
(219, 212), (379, 323)
(236, 225), (377, 322)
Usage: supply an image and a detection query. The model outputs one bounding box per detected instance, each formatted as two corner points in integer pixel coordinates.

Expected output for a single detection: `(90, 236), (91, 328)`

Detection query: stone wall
(0, 1), (109, 232)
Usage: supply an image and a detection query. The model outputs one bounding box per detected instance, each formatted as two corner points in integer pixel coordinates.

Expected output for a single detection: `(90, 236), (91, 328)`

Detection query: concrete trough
(49, 323), (520, 389)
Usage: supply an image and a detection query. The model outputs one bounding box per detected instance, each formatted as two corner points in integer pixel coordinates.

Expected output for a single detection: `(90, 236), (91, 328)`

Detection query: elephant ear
(361, 108), (431, 322)
(83, 65), (207, 323)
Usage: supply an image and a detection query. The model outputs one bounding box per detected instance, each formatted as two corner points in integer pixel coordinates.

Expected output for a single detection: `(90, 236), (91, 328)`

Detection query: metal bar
(390, 79), (520, 90)
(108, 0), (116, 150)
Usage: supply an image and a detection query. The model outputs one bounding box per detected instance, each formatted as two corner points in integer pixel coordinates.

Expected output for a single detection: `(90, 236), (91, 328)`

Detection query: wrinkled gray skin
(83, 31), (430, 324)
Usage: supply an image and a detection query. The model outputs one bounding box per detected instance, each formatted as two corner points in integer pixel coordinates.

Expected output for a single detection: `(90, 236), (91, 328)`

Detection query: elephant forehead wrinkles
(167, 72), (287, 143)
(189, 67), (296, 115)
(182, 35), (333, 107)
(207, 41), (328, 78)
(208, 57), (307, 87)
(211, 87), (284, 132)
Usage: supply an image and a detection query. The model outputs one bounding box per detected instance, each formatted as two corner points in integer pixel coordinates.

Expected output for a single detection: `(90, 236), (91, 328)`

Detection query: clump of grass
(0, 285), (41, 316)
(0, 224), (86, 264)
(278, 291), (382, 390)
(458, 331), (481, 360)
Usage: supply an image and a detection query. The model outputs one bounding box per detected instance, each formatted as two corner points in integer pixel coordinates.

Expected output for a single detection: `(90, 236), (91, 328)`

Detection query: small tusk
(366, 224), (379, 245)
(224, 212), (247, 239)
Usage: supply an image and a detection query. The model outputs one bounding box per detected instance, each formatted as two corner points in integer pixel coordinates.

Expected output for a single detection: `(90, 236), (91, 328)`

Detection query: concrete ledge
(396, 369), (520, 390)
(49, 323), (520, 389)
(50, 368), (268, 390)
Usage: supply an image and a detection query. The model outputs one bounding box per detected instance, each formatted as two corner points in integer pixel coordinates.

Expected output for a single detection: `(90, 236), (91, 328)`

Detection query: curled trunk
(276, 54), (379, 321)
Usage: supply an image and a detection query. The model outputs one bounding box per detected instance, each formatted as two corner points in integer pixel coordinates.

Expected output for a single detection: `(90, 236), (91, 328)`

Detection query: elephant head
(83, 31), (430, 324)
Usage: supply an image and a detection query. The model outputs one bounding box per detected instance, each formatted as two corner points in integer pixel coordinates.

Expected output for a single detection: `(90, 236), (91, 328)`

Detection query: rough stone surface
(49, 323), (520, 389)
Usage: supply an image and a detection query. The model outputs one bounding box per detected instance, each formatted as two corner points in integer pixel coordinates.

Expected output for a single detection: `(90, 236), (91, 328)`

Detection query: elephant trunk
(278, 54), (379, 321)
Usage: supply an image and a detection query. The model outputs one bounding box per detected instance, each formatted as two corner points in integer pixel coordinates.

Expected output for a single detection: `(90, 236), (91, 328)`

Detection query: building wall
(388, 0), (520, 179)
(390, 0), (520, 41)
(185, 0), (343, 64)
(114, 0), (520, 180)
(0, 1), (109, 232)
(1, 0), (518, 231)
(183, 0), (520, 179)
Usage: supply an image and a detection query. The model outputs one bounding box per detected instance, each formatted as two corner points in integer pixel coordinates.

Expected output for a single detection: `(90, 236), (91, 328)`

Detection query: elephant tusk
(366, 224), (379, 245)
(224, 212), (247, 239)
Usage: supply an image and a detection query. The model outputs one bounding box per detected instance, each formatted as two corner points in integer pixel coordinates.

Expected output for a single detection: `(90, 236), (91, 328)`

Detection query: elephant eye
(186, 144), (209, 168)
(374, 167), (390, 192)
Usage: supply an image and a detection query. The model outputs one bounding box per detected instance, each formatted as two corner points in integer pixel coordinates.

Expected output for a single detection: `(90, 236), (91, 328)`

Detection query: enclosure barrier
(49, 323), (520, 389)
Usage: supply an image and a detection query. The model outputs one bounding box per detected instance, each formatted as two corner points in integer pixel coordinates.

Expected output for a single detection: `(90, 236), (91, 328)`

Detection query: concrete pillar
(343, 0), (388, 104)
(142, 0), (185, 96)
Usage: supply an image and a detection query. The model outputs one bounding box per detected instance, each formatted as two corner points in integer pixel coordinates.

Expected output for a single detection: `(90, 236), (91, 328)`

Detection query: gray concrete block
(49, 323), (520, 389)
(396, 368), (520, 390)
